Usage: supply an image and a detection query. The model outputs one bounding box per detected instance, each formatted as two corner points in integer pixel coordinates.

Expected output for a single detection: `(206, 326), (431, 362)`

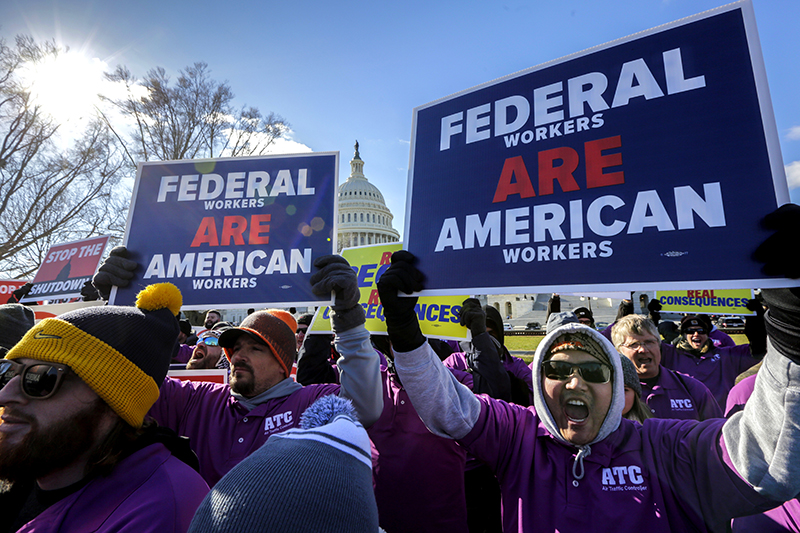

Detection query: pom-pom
(300, 395), (358, 429)
(136, 283), (182, 316)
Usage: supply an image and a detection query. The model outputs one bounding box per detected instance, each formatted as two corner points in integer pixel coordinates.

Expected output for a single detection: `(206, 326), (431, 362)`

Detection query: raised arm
(310, 255), (382, 427)
(723, 204), (800, 500)
(376, 251), (481, 439)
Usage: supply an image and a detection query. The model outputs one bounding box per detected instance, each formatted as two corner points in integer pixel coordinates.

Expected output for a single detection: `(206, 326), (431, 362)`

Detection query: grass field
(506, 333), (749, 365)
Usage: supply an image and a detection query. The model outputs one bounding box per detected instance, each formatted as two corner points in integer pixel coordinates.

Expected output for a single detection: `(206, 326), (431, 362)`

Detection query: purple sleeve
(148, 377), (228, 430)
(724, 375), (757, 417)
(722, 344), (761, 375)
(458, 397), (538, 481)
(173, 344), (193, 364)
(645, 419), (779, 530)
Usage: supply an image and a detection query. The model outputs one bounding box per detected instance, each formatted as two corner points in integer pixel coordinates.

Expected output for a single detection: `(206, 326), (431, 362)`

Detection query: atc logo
(601, 465), (648, 492)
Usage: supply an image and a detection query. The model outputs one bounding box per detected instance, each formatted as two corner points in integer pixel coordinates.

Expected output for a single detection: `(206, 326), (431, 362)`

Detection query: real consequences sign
(405, 1), (791, 296)
(111, 153), (338, 309)
(21, 236), (109, 302)
(656, 289), (755, 315)
(309, 243), (470, 340)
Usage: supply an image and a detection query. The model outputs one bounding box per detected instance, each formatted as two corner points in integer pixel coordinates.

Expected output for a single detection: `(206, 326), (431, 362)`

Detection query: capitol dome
(337, 141), (400, 252)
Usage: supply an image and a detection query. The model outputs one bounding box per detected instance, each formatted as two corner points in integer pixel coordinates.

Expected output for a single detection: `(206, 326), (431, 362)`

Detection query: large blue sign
(111, 153), (338, 309)
(405, 1), (792, 296)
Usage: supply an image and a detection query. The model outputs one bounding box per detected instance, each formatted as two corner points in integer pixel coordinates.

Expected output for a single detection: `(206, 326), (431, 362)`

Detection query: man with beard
(186, 325), (231, 371)
(147, 255), (382, 486)
(0, 283), (208, 532)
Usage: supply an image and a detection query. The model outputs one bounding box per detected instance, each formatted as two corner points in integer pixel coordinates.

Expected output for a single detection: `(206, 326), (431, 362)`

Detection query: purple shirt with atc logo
(641, 366), (722, 421)
(150, 378), (340, 486)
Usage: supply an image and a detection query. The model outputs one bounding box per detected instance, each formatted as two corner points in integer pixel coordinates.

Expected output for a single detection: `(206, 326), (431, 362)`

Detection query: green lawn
(507, 332), (749, 365)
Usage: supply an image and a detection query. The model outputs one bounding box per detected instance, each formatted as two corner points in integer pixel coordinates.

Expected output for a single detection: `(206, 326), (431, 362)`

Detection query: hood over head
(532, 322), (624, 452)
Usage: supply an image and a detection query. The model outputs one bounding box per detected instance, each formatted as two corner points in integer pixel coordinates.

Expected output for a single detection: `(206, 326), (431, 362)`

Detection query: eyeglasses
(620, 339), (659, 351)
(541, 360), (611, 384)
(198, 335), (219, 347)
(0, 360), (69, 400)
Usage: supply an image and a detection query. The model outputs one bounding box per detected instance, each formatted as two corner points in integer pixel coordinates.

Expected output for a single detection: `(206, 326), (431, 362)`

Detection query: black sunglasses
(0, 360), (69, 400)
(541, 360), (611, 384)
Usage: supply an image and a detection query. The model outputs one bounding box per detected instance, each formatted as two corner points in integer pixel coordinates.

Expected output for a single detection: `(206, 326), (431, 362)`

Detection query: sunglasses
(0, 360), (69, 400)
(685, 328), (706, 335)
(198, 335), (219, 347)
(541, 360), (611, 384)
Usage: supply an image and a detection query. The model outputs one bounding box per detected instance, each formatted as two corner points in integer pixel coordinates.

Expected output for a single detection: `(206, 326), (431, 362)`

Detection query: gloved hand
(80, 280), (100, 301)
(753, 204), (800, 364)
(310, 255), (365, 333)
(92, 246), (138, 300)
(11, 282), (33, 303)
(460, 298), (487, 337)
(376, 251), (426, 353)
(753, 203), (800, 279)
(647, 298), (662, 325)
(744, 299), (767, 356)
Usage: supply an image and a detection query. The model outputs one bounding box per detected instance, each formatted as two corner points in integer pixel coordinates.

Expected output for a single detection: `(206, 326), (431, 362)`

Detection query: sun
(22, 49), (108, 127)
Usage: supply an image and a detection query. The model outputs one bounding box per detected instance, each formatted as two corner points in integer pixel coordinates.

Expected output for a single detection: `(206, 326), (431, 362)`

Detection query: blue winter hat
(188, 395), (378, 533)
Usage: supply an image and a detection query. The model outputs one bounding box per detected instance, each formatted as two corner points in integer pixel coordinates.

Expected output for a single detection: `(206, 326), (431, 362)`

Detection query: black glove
(753, 203), (800, 279)
(310, 255), (365, 333)
(647, 298), (662, 326)
(460, 298), (487, 337)
(376, 250), (426, 353)
(752, 204), (800, 364)
(744, 298), (767, 357)
(296, 334), (338, 385)
(92, 246), (138, 300)
(10, 282), (33, 303)
(80, 280), (100, 301)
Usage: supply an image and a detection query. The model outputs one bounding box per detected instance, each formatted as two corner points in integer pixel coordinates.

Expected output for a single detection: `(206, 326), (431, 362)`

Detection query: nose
(564, 372), (587, 391)
(0, 375), (26, 406)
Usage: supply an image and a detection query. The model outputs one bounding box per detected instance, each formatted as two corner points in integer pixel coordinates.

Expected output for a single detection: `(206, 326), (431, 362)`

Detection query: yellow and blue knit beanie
(5, 283), (182, 427)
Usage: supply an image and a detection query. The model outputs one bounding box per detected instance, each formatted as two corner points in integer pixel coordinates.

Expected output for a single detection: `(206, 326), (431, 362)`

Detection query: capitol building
(337, 142), (400, 252)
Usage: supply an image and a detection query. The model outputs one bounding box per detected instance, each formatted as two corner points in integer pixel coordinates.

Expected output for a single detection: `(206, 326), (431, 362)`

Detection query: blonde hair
(611, 315), (659, 349)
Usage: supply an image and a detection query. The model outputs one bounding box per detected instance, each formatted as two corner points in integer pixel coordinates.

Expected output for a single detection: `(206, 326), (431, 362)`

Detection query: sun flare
(23, 49), (108, 126)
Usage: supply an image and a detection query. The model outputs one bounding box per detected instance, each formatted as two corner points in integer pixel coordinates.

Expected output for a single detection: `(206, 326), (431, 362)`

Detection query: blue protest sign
(405, 1), (792, 296)
(111, 153), (338, 309)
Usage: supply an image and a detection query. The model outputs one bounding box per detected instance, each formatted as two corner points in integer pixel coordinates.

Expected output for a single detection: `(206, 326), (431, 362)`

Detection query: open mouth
(564, 399), (589, 423)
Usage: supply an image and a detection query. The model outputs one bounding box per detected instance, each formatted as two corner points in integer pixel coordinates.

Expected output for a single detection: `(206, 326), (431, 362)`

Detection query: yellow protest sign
(309, 243), (470, 339)
(655, 289), (754, 315)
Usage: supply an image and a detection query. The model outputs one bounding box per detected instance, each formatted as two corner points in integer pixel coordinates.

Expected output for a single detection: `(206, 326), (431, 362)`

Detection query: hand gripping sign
(21, 236), (110, 303)
(405, 1), (796, 296)
(110, 153), (338, 309)
(309, 243), (471, 340)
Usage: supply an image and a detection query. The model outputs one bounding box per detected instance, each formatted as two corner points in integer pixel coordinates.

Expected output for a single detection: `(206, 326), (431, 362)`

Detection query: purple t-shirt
(149, 378), (340, 486)
(642, 366), (723, 421)
(659, 342), (759, 408)
(368, 364), (469, 533)
(15, 443), (209, 532)
(459, 397), (777, 532)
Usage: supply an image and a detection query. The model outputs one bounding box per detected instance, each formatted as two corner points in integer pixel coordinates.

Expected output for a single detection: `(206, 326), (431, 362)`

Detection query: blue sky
(3, 0), (799, 236)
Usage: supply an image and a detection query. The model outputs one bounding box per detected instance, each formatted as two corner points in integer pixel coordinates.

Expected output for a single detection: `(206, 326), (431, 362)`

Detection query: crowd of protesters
(1, 204), (800, 532)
